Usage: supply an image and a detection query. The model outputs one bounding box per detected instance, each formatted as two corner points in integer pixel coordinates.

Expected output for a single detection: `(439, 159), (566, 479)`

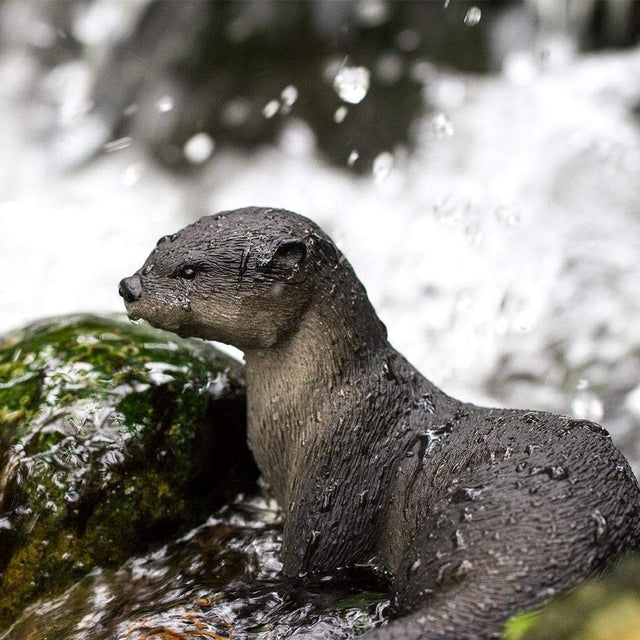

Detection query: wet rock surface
(1, 494), (389, 640)
(0, 314), (257, 629)
(504, 552), (640, 640)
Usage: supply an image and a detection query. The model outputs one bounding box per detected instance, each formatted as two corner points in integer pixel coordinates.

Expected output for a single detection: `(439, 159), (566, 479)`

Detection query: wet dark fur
(120, 207), (640, 639)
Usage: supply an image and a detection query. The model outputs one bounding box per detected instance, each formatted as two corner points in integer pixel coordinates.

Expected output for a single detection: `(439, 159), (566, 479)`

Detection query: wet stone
(1, 495), (390, 640)
(0, 314), (258, 630)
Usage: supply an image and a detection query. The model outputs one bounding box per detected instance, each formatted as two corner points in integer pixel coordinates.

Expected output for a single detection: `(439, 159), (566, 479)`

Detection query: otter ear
(257, 238), (307, 282)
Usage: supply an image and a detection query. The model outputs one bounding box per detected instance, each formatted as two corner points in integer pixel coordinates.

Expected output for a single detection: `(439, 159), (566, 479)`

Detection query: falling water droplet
(262, 99), (280, 118)
(103, 136), (132, 153)
(156, 96), (174, 113)
(495, 204), (521, 226)
(334, 106), (349, 123)
(281, 85), (298, 107)
(183, 132), (214, 164)
(333, 66), (371, 104)
(122, 163), (143, 187)
(348, 150), (359, 166)
(372, 152), (394, 182)
(431, 113), (454, 138)
(571, 392), (604, 422)
(464, 7), (482, 26)
(455, 559), (473, 577)
(355, 0), (389, 27)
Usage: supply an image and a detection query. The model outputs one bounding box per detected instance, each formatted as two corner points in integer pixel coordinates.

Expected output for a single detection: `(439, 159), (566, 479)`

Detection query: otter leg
(366, 458), (639, 640)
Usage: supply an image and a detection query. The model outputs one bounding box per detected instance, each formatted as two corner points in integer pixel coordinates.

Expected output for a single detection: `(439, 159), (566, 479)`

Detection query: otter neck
(244, 275), (388, 509)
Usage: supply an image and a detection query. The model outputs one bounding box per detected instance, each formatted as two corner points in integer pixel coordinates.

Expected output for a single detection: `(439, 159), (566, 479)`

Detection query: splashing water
(1, 23), (639, 485)
(333, 66), (371, 104)
(1, 495), (390, 639)
(464, 7), (482, 27)
(372, 152), (394, 182)
(334, 106), (349, 123)
(155, 96), (174, 113)
(183, 133), (215, 165)
(262, 100), (280, 119)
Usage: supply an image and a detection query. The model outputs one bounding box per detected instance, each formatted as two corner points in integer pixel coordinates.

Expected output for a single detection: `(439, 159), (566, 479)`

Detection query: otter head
(119, 207), (334, 349)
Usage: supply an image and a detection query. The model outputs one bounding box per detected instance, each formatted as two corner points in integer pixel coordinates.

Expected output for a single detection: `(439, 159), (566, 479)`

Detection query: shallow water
(1, 494), (389, 639)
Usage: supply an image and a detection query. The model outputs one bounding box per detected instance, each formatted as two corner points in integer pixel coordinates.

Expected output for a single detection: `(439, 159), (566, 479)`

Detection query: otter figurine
(119, 207), (640, 639)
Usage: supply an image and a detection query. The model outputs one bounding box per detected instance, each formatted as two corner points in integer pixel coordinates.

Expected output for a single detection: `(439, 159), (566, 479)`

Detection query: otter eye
(180, 266), (197, 281)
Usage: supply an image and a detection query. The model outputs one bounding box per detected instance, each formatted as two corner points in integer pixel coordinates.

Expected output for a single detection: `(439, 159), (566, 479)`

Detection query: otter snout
(118, 275), (142, 303)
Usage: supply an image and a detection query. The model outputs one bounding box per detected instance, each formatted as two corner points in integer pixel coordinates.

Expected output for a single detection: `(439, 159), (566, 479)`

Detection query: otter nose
(118, 275), (142, 303)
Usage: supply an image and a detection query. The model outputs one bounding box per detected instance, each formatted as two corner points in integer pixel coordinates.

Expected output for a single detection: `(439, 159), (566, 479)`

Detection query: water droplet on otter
(183, 132), (214, 164)
(591, 509), (607, 543)
(373, 152), (394, 182)
(455, 559), (473, 577)
(453, 529), (466, 549)
(547, 465), (569, 480)
(262, 99), (280, 118)
(436, 562), (452, 584)
(348, 150), (359, 166)
(464, 6), (482, 26)
(531, 465), (569, 480)
(382, 360), (397, 381)
(536, 587), (556, 599)
(320, 492), (332, 512)
(333, 66), (371, 104)
(407, 557), (421, 578)
(451, 486), (484, 503)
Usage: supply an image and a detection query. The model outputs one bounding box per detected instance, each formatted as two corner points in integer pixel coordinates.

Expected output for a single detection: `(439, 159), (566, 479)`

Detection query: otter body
(120, 207), (640, 639)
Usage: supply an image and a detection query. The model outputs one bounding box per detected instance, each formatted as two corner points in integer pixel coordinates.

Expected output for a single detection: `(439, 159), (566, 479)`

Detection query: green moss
(503, 554), (640, 640)
(503, 610), (540, 640)
(0, 314), (255, 631)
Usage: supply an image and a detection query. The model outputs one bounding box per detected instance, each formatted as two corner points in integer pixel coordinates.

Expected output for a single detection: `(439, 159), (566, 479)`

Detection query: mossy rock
(504, 553), (640, 640)
(0, 315), (257, 630)
(2, 495), (390, 640)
